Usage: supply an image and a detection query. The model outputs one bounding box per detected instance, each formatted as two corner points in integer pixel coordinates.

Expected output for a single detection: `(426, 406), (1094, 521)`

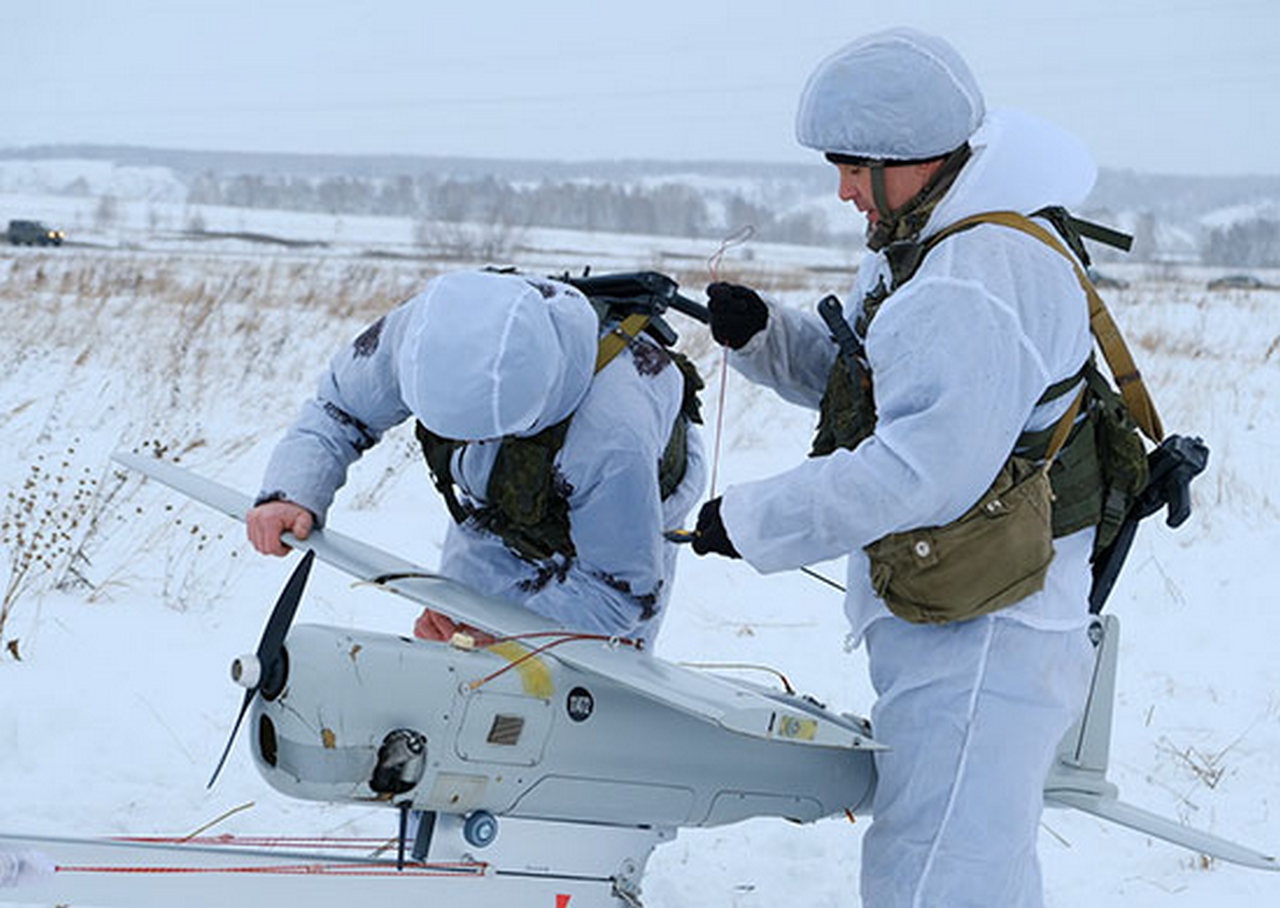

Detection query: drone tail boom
(1044, 615), (1277, 871)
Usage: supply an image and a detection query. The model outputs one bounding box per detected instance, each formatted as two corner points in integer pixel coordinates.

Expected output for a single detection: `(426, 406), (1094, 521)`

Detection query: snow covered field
(1, 198), (1278, 906)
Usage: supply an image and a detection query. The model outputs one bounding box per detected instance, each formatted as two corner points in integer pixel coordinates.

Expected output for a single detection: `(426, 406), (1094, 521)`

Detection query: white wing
(112, 450), (881, 752)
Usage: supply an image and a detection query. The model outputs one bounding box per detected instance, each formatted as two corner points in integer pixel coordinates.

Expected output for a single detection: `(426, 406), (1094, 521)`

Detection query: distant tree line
(1201, 218), (1280, 268)
(184, 171), (840, 246)
(173, 168), (1280, 267)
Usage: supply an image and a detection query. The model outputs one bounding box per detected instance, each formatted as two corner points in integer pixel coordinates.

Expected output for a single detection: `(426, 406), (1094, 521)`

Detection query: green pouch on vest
(811, 355), (877, 458)
(865, 456), (1055, 625)
(1090, 377), (1150, 551)
(1047, 419), (1103, 538)
(480, 420), (574, 562)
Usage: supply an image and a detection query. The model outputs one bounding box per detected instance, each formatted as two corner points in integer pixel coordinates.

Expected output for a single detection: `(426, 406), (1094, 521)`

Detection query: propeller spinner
(207, 548), (316, 788)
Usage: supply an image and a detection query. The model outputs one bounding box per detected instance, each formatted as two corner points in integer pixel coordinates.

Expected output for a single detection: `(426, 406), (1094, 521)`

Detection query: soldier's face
(835, 160), (943, 223)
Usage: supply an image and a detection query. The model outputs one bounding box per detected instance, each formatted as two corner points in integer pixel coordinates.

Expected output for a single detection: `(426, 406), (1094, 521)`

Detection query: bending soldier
(248, 269), (705, 646)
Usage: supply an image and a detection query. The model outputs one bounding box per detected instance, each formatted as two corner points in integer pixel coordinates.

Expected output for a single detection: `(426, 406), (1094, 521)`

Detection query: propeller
(207, 548), (316, 789)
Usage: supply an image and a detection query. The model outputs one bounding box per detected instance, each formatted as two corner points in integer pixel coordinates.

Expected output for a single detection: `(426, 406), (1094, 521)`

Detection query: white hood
(397, 271), (598, 440)
(926, 107), (1097, 233)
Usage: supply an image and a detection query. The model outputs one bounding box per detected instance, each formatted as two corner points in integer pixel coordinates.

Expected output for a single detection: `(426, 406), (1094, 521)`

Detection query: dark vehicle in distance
(7, 219), (65, 246)
(1206, 274), (1266, 291)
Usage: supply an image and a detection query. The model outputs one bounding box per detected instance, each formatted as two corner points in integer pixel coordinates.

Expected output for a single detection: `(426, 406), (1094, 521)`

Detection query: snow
(1, 190), (1278, 907)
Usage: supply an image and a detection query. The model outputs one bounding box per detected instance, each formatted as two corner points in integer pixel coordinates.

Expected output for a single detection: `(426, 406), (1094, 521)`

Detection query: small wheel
(462, 810), (498, 848)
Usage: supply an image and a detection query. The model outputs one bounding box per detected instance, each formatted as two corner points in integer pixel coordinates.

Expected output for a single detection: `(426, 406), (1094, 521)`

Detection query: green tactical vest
(416, 330), (704, 565)
(812, 209), (1161, 554)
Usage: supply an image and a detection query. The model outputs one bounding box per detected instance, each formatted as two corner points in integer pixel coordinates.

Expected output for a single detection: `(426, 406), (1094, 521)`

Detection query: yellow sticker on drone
(486, 640), (555, 699)
(776, 714), (818, 741)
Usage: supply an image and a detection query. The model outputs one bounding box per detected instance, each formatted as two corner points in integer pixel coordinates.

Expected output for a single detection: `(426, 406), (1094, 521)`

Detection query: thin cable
(678, 661), (795, 694)
(800, 566), (846, 592)
(706, 225), (755, 498)
(709, 353), (729, 498)
(466, 633), (641, 691)
(180, 802), (255, 842)
(707, 225), (755, 278)
(56, 862), (484, 878)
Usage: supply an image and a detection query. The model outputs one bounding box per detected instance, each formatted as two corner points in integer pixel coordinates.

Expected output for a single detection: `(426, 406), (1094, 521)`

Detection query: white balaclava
(795, 27), (985, 162)
(398, 271), (598, 440)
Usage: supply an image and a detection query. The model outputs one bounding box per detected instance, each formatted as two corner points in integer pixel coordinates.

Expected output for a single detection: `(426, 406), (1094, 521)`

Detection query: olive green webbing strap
(414, 422), (469, 524)
(870, 163), (892, 222)
(1016, 362), (1089, 464)
(926, 211), (1165, 444)
(1061, 213), (1133, 253)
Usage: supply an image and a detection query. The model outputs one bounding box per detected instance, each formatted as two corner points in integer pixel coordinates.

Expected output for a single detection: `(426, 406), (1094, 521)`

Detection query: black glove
(706, 282), (768, 349)
(691, 497), (741, 559)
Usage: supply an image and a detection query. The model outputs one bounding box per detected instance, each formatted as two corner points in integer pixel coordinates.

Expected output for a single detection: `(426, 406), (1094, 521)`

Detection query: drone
(2, 449), (1273, 908)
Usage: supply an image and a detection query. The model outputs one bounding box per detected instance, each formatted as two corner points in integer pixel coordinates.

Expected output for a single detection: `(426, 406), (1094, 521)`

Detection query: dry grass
(2, 245), (1275, 649)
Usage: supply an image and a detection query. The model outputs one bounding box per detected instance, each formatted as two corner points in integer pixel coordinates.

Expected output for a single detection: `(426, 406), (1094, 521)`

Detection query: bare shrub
(185, 207), (207, 234)
(0, 439), (129, 650)
(413, 218), (526, 264)
(93, 194), (119, 231)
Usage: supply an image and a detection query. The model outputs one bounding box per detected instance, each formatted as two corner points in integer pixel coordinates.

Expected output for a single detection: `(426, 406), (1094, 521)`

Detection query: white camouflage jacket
(721, 109), (1100, 643)
(259, 273), (706, 643)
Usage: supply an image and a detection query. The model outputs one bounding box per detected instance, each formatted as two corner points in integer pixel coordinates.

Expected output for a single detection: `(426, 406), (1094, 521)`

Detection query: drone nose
(208, 548), (313, 789)
(231, 654), (262, 689)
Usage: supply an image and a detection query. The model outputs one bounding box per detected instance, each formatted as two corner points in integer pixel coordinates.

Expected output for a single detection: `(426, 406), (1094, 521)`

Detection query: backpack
(416, 272), (704, 567)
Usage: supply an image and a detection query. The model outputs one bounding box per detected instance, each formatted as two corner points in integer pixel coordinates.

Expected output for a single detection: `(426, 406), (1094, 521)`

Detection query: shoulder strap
(923, 210), (1164, 444)
(1039, 386), (1086, 475)
(595, 312), (653, 372)
(1016, 357), (1090, 458)
(1030, 205), (1133, 267)
(414, 422), (468, 523)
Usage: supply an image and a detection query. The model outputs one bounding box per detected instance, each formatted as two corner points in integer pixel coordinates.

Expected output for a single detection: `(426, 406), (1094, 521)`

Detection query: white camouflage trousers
(860, 613), (1094, 907)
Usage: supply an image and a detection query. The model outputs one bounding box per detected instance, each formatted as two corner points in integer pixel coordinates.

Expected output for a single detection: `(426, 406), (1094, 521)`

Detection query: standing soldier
(691, 28), (1112, 906)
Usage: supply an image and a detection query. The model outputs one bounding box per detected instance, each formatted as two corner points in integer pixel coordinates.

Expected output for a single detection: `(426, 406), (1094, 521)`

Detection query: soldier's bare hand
(246, 500), (314, 556)
(413, 608), (495, 647)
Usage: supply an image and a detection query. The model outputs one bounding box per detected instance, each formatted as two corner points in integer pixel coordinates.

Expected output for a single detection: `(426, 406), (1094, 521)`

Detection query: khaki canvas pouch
(865, 455), (1055, 624)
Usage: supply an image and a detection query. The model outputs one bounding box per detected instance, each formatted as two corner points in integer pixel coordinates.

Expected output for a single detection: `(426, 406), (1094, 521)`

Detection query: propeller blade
(258, 549), (316, 662)
(206, 549), (316, 789)
(207, 688), (254, 789)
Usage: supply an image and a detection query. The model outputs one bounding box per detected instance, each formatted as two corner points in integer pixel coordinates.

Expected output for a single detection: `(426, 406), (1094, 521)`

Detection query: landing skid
(1, 821), (671, 907)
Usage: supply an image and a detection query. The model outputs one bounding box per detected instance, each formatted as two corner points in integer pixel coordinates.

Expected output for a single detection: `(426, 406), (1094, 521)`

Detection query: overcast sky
(4, 0), (1277, 176)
